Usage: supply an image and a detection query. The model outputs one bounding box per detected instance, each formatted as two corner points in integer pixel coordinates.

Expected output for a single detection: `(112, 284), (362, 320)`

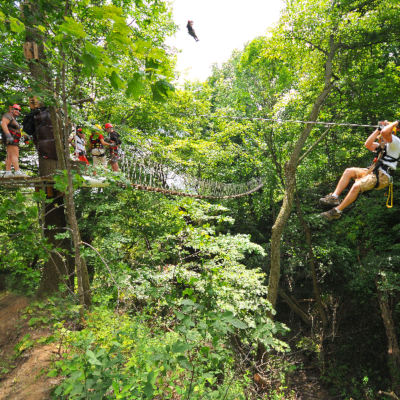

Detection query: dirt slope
(0, 292), (60, 400)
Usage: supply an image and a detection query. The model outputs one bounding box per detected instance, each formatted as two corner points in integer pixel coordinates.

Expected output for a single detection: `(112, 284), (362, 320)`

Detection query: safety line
(174, 113), (379, 129)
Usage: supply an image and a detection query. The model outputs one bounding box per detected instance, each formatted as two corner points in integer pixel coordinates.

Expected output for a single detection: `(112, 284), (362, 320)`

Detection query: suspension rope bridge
(0, 145), (265, 199)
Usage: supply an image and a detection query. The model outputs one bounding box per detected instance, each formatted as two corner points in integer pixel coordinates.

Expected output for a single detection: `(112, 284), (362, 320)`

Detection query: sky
(167, 0), (285, 83)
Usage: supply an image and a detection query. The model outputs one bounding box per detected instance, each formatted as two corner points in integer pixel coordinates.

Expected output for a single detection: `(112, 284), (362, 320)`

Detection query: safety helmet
(12, 104), (21, 110)
(77, 127), (83, 133)
(94, 124), (103, 131)
(105, 123), (113, 129)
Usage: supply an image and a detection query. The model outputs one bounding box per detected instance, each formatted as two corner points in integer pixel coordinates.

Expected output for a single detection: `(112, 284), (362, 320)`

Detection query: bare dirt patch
(0, 292), (60, 400)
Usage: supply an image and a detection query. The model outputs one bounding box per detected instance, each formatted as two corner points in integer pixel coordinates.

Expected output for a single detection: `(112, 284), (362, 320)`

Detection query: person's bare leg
(6, 146), (19, 171)
(337, 182), (361, 211)
(332, 168), (359, 197)
(5, 148), (11, 170)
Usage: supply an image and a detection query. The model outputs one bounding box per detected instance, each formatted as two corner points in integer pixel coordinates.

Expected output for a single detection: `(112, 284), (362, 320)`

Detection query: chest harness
(90, 134), (103, 148)
(7, 117), (21, 144)
(108, 132), (120, 157)
(371, 142), (399, 186)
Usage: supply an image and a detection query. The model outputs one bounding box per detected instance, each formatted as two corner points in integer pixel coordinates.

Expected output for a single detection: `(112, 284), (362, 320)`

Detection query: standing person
(104, 123), (121, 172)
(320, 120), (400, 221)
(1, 104), (27, 177)
(89, 125), (109, 170)
(69, 127), (89, 165)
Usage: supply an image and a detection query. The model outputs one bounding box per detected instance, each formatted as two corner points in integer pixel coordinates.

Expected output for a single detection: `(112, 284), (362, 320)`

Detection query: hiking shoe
(319, 193), (340, 207)
(320, 208), (342, 221)
(3, 171), (13, 178)
(14, 170), (27, 177)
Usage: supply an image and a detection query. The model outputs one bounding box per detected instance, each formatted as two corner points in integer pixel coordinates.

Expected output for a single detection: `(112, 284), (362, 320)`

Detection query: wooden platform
(0, 174), (109, 188)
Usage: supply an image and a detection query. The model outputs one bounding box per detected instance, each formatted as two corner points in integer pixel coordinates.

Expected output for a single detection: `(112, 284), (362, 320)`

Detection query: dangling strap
(386, 177), (394, 208)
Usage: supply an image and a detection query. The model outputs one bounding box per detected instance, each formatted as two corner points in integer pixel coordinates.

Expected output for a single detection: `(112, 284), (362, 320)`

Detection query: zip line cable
(172, 113), (379, 129)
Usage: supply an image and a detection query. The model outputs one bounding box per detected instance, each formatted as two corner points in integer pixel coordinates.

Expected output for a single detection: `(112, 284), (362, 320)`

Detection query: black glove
(5, 134), (14, 145)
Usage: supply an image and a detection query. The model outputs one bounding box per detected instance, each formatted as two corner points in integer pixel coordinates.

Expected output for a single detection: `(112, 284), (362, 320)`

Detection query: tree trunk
(267, 36), (338, 309)
(295, 193), (327, 327)
(377, 286), (400, 393)
(23, 1), (75, 295)
(23, 0), (91, 306)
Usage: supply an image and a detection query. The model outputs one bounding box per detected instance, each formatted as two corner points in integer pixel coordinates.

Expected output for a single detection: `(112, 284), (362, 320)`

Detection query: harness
(108, 131), (121, 158)
(90, 133), (105, 157)
(371, 143), (399, 188)
(6, 116), (21, 144)
(90, 134), (103, 149)
(75, 135), (86, 156)
(8, 128), (21, 144)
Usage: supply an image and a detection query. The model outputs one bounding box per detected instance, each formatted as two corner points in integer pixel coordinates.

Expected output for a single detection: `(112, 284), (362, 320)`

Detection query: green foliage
(51, 196), (289, 399)
(52, 309), (252, 399)
(0, 189), (48, 293)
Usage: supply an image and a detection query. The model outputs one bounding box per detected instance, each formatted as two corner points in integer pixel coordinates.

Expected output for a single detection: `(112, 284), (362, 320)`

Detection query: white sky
(167, 0), (285, 83)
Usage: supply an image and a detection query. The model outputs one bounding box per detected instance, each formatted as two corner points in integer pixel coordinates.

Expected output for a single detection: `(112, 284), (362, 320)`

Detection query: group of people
(69, 123), (122, 173)
(1, 102), (122, 176)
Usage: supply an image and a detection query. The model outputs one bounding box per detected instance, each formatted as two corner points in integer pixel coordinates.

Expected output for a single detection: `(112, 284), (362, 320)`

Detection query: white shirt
(74, 135), (86, 154)
(381, 134), (400, 171)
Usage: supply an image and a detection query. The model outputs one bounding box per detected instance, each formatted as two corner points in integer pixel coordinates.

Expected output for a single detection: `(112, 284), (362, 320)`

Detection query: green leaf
(143, 381), (153, 398)
(222, 311), (247, 329)
(81, 52), (99, 70)
(110, 70), (124, 90)
(9, 17), (25, 34)
(145, 58), (161, 72)
(151, 79), (175, 102)
(177, 355), (192, 370)
(86, 349), (102, 366)
(126, 72), (146, 98)
(59, 17), (87, 39)
(171, 341), (190, 354)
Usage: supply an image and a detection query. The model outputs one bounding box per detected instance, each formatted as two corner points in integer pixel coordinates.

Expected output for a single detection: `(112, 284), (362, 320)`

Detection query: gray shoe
(3, 171), (13, 178)
(13, 170), (27, 177)
(321, 208), (342, 221)
(319, 193), (340, 207)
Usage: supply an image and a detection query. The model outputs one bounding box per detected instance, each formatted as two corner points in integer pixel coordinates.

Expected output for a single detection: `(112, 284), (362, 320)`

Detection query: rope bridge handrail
(119, 145), (263, 199)
(0, 147), (264, 199)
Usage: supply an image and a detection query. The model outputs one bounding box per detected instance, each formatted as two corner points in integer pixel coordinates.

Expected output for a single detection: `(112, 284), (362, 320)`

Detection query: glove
(5, 134), (14, 145)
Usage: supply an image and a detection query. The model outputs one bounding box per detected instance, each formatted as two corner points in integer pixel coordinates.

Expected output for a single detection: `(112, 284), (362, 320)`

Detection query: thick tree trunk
(267, 37), (338, 309)
(23, 0), (91, 306)
(23, 2), (74, 295)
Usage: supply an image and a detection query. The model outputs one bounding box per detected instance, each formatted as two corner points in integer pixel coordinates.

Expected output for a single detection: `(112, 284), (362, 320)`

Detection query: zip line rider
(320, 120), (400, 221)
(1, 104), (28, 177)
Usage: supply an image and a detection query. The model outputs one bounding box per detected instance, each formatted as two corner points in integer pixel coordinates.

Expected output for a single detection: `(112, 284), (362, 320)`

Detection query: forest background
(0, 0), (400, 399)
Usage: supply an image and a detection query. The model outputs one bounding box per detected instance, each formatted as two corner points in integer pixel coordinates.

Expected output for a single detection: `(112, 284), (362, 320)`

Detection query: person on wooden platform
(1, 104), (28, 178)
(104, 123), (121, 172)
(89, 125), (110, 170)
(69, 127), (89, 165)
